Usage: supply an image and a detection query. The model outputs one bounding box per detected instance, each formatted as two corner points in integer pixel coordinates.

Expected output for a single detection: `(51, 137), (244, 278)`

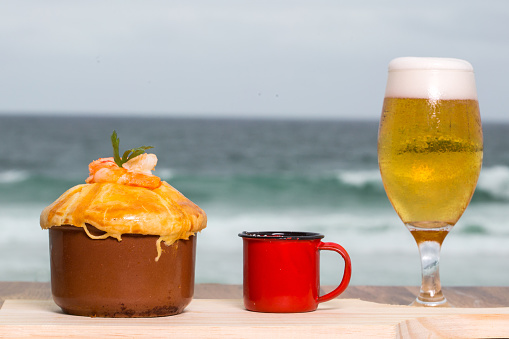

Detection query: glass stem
(416, 240), (446, 305)
(406, 224), (451, 307)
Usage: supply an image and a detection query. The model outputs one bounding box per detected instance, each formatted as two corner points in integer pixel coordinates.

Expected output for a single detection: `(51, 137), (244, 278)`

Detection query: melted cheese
(40, 181), (207, 260)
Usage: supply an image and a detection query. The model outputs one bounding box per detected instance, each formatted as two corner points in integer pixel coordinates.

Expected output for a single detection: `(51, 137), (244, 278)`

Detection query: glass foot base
(410, 298), (451, 307)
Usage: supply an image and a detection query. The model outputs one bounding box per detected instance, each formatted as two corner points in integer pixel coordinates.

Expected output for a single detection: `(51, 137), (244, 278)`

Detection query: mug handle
(317, 241), (352, 304)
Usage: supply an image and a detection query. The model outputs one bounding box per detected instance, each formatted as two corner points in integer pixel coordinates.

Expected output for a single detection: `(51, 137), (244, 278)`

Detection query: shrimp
(86, 155), (161, 189)
(122, 153), (158, 175)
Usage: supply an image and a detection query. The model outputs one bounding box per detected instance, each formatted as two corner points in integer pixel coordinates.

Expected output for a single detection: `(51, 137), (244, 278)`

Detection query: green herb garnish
(111, 130), (153, 167)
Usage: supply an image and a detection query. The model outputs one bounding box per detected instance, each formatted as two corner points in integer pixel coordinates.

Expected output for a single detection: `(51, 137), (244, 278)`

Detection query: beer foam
(389, 57), (473, 71)
(385, 57), (478, 100)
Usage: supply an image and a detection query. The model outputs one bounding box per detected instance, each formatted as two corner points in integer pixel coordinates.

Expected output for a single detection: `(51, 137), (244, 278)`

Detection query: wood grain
(1, 299), (509, 338)
(398, 314), (509, 338)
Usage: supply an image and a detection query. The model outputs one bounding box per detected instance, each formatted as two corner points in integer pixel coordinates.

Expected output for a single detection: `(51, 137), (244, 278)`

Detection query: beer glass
(378, 57), (483, 306)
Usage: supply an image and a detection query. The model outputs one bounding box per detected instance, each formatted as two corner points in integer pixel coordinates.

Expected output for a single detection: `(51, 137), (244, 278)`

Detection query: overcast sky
(1, 1), (508, 120)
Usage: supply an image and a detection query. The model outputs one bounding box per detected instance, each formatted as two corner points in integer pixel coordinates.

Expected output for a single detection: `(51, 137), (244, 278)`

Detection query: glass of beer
(378, 57), (483, 306)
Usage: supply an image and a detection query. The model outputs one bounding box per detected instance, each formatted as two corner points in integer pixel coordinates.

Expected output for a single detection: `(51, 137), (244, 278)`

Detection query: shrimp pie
(40, 131), (207, 317)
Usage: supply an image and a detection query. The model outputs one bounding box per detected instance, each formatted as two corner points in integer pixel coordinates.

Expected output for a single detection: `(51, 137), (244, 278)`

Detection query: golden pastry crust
(40, 181), (207, 245)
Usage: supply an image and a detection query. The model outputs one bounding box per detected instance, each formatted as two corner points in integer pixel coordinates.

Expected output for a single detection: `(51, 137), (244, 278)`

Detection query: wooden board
(1, 299), (509, 338)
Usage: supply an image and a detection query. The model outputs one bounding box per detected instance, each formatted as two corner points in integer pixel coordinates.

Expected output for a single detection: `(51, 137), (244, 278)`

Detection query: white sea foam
(385, 57), (477, 100)
(197, 206), (509, 285)
(336, 169), (382, 188)
(0, 204), (48, 243)
(2, 193), (509, 285)
(477, 166), (509, 200)
(0, 170), (30, 184)
(154, 167), (174, 180)
(0, 203), (50, 281)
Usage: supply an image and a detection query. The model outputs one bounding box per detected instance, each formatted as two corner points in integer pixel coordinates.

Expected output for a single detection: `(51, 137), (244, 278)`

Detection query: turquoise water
(1, 116), (509, 286)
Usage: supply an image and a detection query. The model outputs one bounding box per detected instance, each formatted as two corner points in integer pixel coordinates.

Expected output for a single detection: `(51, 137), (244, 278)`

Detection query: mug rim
(239, 231), (324, 240)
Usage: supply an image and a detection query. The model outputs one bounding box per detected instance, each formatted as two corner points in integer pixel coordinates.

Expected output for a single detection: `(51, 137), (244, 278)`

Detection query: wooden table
(1, 282), (509, 308)
(2, 283), (509, 338)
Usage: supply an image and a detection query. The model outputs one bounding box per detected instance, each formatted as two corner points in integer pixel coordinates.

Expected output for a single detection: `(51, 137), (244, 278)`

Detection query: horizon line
(0, 111), (506, 123)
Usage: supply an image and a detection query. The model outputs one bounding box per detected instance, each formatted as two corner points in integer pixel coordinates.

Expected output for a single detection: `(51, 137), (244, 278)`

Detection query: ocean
(1, 115), (509, 286)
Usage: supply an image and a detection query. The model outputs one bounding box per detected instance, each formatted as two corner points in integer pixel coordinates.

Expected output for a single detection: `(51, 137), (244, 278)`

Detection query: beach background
(1, 115), (509, 286)
(1, 1), (509, 287)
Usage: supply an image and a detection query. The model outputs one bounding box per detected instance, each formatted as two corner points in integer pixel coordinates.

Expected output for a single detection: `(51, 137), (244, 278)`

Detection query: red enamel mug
(239, 231), (352, 313)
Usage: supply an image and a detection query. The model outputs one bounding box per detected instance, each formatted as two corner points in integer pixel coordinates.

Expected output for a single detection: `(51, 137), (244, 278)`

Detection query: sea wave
(3, 189), (509, 284)
(475, 166), (509, 201)
(336, 166), (509, 204)
(336, 169), (383, 188)
(153, 167), (175, 180)
(3, 166), (509, 207)
(0, 170), (30, 184)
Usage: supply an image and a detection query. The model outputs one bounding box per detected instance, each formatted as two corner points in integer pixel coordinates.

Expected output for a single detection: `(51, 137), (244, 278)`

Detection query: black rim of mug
(238, 231), (324, 240)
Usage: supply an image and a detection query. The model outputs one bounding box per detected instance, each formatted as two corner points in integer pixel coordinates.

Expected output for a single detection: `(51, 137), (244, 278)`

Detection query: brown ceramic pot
(49, 225), (196, 317)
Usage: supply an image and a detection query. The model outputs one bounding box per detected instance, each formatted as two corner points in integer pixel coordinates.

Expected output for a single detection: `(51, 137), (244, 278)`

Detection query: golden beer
(378, 97), (483, 227)
(378, 56), (483, 307)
